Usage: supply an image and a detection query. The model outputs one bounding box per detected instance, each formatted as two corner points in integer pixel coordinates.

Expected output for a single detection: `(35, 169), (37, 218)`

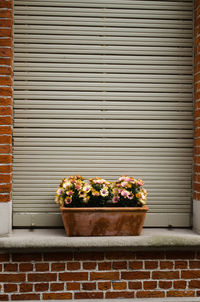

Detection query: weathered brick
(167, 290), (195, 297)
(4, 284), (17, 293)
(0, 274), (25, 282)
(182, 270), (200, 279)
(28, 273), (57, 282)
(175, 261), (188, 269)
(189, 279), (200, 288)
(128, 281), (142, 290)
(112, 282), (127, 290)
(67, 282), (80, 290)
(145, 261), (158, 269)
(90, 272), (119, 281)
(143, 281), (157, 290)
(0, 295), (8, 301)
(51, 263), (65, 271)
(75, 292), (103, 299)
(19, 263), (33, 272)
(83, 262), (96, 270)
(35, 283), (49, 292)
(160, 261), (173, 269)
(136, 291), (165, 298)
(44, 252), (73, 261)
(136, 251), (164, 259)
(82, 282), (96, 290)
(35, 263), (49, 271)
(174, 280), (187, 289)
(67, 261), (80, 270)
(43, 293), (72, 300)
(4, 263), (17, 272)
(189, 261), (200, 269)
(20, 284), (33, 293)
(129, 261), (143, 270)
(159, 281), (172, 289)
(98, 262), (111, 270)
(112, 261), (127, 270)
(74, 252), (104, 261)
(50, 283), (64, 291)
(11, 294), (40, 300)
(105, 251), (135, 260)
(152, 271), (179, 280)
(60, 272), (88, 281)
(122, 271), (150, 280)
(12, 253), (42, 262)
(98, 281), (111, 290)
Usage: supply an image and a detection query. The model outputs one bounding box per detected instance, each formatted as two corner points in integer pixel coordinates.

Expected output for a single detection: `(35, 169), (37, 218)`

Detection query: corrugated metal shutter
(13, 0), (193, 227)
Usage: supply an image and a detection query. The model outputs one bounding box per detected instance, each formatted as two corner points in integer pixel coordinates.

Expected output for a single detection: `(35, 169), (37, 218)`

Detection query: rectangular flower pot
(60, 206), (148, 236)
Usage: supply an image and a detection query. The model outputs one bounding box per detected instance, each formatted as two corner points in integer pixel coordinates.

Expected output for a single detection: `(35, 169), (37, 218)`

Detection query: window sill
(0, 228), (200, 252)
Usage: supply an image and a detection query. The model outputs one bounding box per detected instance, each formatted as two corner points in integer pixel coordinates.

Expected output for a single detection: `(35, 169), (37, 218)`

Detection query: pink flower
(66, 190), (73, 196)
(65, 196), (72, 204)
(121, 190), (129, 198)
(112, 196), (119, 203)
(121, 181), (128, 187)
(127, 193), (134, 200)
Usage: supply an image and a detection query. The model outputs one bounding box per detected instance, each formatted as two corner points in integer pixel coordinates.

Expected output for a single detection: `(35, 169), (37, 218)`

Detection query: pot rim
(60, 205), (149, 212)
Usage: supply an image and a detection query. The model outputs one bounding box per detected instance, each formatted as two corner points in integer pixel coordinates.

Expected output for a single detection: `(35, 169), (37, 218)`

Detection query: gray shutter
(13, 0), (193, 227)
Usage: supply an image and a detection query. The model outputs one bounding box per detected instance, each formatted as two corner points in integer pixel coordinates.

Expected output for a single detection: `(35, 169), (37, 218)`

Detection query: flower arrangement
(55, 175), (147, 208)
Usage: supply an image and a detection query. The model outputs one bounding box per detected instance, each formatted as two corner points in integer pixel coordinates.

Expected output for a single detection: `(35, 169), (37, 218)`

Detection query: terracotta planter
(60, 206), (148, 236)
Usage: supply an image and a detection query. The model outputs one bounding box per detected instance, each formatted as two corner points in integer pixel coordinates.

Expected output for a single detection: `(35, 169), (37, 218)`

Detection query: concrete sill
(0, 228), (200, 252)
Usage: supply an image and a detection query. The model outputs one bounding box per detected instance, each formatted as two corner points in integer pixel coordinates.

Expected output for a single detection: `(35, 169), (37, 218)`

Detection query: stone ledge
(0, 228), (200, 252)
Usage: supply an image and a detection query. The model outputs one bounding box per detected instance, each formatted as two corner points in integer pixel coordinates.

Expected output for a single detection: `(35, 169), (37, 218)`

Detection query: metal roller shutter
(13, 0), (193, 227)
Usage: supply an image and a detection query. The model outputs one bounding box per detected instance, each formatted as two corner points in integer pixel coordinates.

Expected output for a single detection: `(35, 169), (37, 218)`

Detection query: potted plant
(55, 175), (148, 236)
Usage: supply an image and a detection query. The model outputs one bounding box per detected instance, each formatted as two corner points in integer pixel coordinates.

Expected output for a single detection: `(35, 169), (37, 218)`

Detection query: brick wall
(0, 251), (200, 300)
(0, 0), (13, 203)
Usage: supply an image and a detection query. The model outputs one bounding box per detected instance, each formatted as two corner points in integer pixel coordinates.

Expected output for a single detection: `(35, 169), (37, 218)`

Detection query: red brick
(67, 262), (80, 270)
(159, 281), (172, 289)
(35, 263), (49, 271)
(121, 271), (150, 280)
(0, 155), (12, 164)
(182, 270), (200, 279)
(0, 1), (12, 9)
(112, 282), (127, 290)
(129, 261), (143, 270)
(0, 38), (12, 47)
(0, 10), (12, 18)
(0, 126), (12, 135)
(51, 263), (65, 271)
(60, 272), (88, 281)
(0, 194), (11, 202)
(136, 251), (164, 259)
(152, 271), (179, 280)
(105, 251), (135, 260)
(0, 254), (9, 261)
(35, 283), (49, 292)
(0, 106), (12, 115)
(145, 261), (158, 269)
(160, 261), (173, 269)
(4, 263), (17, 272)
(44, 252), (73, 261)
(174, 280), (187, 289)
(106, 291), (134, 298)
(4, 284), (17, 293)
(90, 272), (119, 281)
(0, 175), (11, 183)
(11, 294), (40, 300)
(0, 165), (12, 173)
(175, 261), (188, 269)
(0, 136), (12, 144)
(0, 29), (12, 38)
(50, 283), (64, 291)
(112, 261), (127, 270)
(19, 263), (33, 272)
(12, 253), (42, 262)
(43, 293), (72, 300)
(0, 274), (25, 282)
(144, 281), (157, 290)
(74, 252), (104, 261)
(167, 290), (195, 297)
(98, 262), (111, 270)
(0, 98), (12, 106)
(20, 284), (33, 293)
(98, 282), (111, 290)
(82, 282), (96, 290)
(0, 295), (8, 301)
(0, 183), (11, 193)
(67, 282), (80, 290)
(189, 279), (200, 288)
(28, 273), (57, 282)
(0, 67), (12, 75)
(136, 291), (165, 298)
(189, 260), (200, 268)
(129, 281), (142, 290)
(83, 262), (96, 270)
(75, 292), (103, 299)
